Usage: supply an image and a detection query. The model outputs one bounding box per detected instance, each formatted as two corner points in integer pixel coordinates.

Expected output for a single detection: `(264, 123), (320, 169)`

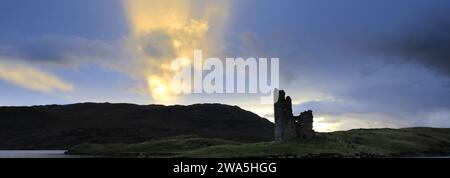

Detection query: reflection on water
(0, 150), (88, 158)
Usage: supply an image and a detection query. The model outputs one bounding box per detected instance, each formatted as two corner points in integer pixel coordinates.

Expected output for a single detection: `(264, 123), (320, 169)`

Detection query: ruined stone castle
(274, 89), (314, 143)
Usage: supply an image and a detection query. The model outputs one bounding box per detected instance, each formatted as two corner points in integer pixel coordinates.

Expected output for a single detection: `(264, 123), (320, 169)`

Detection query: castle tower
(274, 89), (315, 143)
(274, 89), (297, 143)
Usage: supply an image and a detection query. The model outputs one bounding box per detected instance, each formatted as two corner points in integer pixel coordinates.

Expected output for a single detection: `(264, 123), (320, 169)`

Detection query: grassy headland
(67, 127), (450, 158)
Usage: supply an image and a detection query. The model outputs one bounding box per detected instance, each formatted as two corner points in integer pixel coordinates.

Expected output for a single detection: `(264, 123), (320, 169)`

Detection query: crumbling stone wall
(297, 110), (314, 139)
(274, 89), (314, 143)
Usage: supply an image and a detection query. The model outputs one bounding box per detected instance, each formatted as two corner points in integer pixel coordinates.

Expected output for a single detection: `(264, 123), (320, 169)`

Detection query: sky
(0, 0), (449, 132)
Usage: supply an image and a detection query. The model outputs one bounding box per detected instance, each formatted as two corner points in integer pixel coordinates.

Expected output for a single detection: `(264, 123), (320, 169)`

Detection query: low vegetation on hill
(67, 127), (450, 158)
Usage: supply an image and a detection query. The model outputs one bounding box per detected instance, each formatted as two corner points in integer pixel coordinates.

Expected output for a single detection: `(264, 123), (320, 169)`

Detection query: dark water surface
(0, 150), (90, 158)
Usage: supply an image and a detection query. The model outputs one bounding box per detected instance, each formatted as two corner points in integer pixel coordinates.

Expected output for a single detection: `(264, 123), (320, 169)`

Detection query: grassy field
(66, 127), (450, 158)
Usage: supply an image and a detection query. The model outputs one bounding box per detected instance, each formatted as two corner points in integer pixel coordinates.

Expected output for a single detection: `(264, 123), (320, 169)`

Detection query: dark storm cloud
(0, 0), (128, 66)
(370, 20), (450, 75)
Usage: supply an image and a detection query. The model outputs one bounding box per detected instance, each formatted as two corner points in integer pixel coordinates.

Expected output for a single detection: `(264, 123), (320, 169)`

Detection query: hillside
(67, 128), (450, 158)
(0, 103), (273, 149)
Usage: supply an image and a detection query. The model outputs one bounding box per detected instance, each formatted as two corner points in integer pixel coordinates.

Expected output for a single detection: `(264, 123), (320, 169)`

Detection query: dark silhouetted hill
(0, 103), (274, 149)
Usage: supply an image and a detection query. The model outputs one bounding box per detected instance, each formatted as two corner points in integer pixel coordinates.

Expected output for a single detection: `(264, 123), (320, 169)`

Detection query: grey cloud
(137, 30), (176, 59)
(263, 113), (274, 118)
(0, 34), (125, 66)
(359, 66), (378, 77)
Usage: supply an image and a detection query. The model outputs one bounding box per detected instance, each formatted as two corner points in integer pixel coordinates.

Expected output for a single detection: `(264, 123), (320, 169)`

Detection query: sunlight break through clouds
(123, 0), (229, 104)
(0, 62), (74, 93)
